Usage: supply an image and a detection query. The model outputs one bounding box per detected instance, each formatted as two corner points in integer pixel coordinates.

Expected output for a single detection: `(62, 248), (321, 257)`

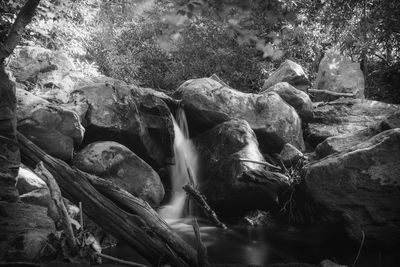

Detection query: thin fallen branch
(18, 132), (198, 267)
(192, 218), (209, 267)
(34, 161), (77, 254)
(238, 158), (281, 171)
(183, 184), (227, 230)
(94, 252), (150, 267)
(352, 230), (365, 267)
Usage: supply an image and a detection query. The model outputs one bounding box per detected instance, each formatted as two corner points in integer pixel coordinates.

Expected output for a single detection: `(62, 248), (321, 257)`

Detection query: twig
(34, 161), (77, 254)
(192, 218), (209, 267)
(94, 252), (150, 267)
(183, 184), (227, 229)
(352, 230), (365, 267)
(238, 158), (281, 171)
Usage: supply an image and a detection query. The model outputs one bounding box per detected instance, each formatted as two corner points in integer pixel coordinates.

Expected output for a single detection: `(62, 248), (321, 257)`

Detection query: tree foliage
(1, 0), (399, 101)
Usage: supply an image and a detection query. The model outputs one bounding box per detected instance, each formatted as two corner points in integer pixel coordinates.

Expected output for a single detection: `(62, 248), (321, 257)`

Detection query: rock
(73, 141), (165, 207)
(316, 111), (400, 158)
(302, 129), (400, 246)
(16, 164), (47, 194)
(177, 78), (304, 153)
(7, 46), (88, 103)
(262, 82), (313, 122)
(194, 119), (289, 216)
(314, 50), (365, 99)
(0, 202), (56, 261)
(16, 88), (84, 160)
(306, 99), (400, 147)
(68, 82), (176, 166)
(262, 60), (309, 91)
(279, 143), (304, 167)
(308, 89), (356, 102)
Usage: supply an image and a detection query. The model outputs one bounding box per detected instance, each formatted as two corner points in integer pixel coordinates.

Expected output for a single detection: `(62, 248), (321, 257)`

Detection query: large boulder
(262, 82), (313, 122)
(262, 60), (309, 91)
(0, 202), (56, 261)
(67, 82), (177, 166)
(302, 129), (400, 246)
(316, 111), (400, 158)
(177, 78), (304, 153)
(194, 119), (289, 216)
(7, 46), (87, 103)
(17, 88), (84, 161)
(314, 50), (365, 99)
(306, 99), (400, 147)
(73, 141), (165, 207)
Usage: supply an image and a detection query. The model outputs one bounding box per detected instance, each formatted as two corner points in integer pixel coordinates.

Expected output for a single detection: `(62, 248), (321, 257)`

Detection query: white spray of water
(159, 108), (198, 221)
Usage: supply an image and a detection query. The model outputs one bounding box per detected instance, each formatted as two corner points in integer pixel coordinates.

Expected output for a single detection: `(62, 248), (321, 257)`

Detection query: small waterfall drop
(159, 108), (198, 221)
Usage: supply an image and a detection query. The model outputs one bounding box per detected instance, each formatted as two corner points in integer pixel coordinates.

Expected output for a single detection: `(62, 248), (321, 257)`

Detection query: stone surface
(262, 82), (313, 122)
(0, 202), (56, 261)
(7, 46), (86, 103)
(177, 78), (304, 153)
(279, 143), (304, 167)
(16, 164), (47, 194)
(262, 60), (309, 91)
(68, 82), (176, 166)
(73, 141), (165, 207)
(306, 99), (400, 147)
(16, 88), (84, 160)
(194, 119), (289, 216)
(316, 111), (400, 158)
(302, 129), (400, 246)
(314, 50), (365, 99)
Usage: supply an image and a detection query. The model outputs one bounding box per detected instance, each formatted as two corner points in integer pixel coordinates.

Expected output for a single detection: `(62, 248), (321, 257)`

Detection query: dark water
(105, 218), (400, 267)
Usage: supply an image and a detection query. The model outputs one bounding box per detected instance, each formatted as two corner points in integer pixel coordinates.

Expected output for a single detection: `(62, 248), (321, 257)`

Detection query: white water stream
(159, 108), (198, 221)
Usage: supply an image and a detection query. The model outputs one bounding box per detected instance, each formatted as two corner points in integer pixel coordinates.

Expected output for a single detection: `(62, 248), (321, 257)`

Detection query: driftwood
(34, 162), (77, 253)
(17, 132), (198, 267)
(183, 184), (227, 229)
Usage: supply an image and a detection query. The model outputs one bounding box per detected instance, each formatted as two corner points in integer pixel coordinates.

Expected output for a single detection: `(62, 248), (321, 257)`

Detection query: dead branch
(34, 161), (77, 253)
(94, 252), (150, 267)
(183, 184), (227, 229)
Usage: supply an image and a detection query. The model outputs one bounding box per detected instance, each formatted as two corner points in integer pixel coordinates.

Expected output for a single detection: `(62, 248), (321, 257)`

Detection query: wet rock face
(314, 50), (365, 99)
(302, 129), (400, 246)
(262, 82), (313, 122)
(16, 88), (84, 161)
(262, 60), (310, 91)
(73, 141), (165, 207)
(68, 83), (176, 166)
(0, 202), (56, 261)
(177, 78), (304, 153)
(194, 119), (289, 216)
(306, 99), (400, 148)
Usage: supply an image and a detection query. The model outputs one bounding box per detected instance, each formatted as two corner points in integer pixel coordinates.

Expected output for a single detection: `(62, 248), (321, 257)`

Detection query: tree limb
(0, 0), (41, 62)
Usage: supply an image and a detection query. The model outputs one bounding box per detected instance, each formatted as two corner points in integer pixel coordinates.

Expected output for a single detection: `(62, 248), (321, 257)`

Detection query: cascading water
(159, 108), (198, 221)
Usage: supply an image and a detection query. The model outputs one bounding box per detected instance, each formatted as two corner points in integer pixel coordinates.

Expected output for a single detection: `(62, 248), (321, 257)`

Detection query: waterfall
(159, 108), (198, 221)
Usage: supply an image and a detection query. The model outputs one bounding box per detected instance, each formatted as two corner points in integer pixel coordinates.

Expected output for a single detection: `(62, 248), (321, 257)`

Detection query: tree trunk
(18, 132), (199, 267)
(0, 0), (41, 201)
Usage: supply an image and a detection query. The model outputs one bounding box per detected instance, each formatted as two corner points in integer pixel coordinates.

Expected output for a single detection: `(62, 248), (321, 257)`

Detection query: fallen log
(17, 132), (198, 267)
(183, 184), (227, 229)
